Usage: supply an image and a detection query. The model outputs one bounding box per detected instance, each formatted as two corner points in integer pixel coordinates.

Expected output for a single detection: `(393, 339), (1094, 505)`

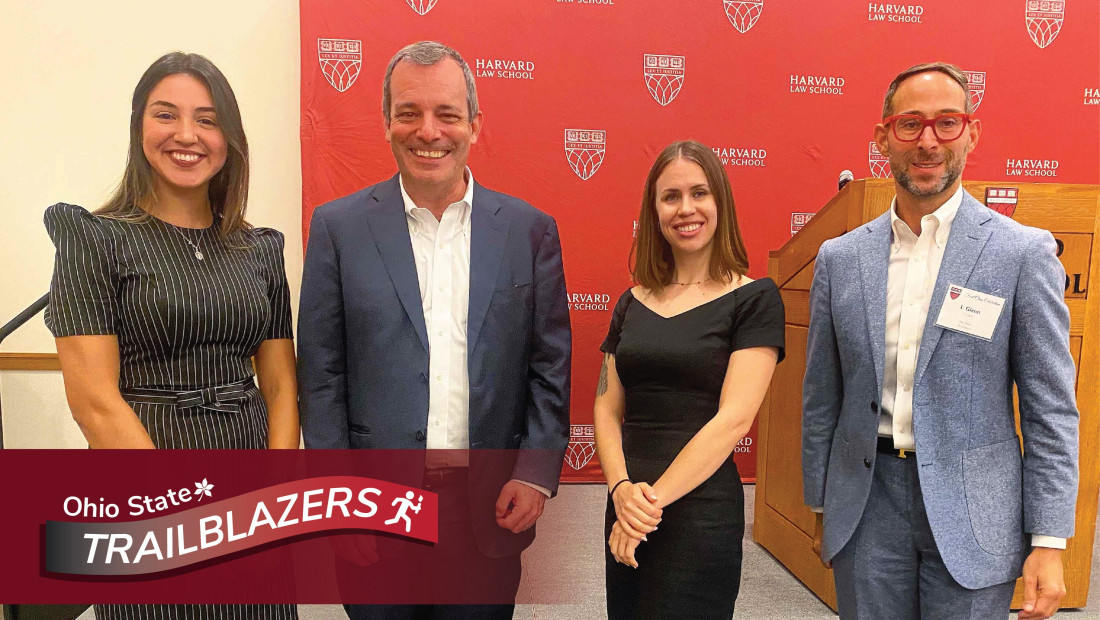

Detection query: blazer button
(415, 430), (426, 441)
(870, 401), (878, 413)
(864, 458), (872, 468)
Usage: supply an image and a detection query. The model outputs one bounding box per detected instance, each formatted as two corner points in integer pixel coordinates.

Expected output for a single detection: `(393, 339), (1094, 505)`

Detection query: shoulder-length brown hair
(630, 140), (749, 290)
(97, 52), (251, 242)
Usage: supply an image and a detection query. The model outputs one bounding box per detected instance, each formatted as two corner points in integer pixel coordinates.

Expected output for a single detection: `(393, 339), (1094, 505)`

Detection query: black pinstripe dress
(44, 203), (298, 620)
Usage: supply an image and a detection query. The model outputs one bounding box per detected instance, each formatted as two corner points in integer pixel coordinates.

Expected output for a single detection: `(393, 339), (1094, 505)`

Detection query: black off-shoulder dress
(601, 279), (785, 620)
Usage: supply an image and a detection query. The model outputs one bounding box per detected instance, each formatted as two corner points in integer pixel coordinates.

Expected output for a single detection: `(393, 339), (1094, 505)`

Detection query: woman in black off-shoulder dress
(44, 52), (299, 620)
(593, 141), (785, 619)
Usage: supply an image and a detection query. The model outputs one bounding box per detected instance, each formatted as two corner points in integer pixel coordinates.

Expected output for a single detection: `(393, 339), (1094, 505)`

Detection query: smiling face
(874, 70), (981, 205)
(654, 158), (719, 260)
(385, 58), (482, 204)
(141, 73), (228, 199)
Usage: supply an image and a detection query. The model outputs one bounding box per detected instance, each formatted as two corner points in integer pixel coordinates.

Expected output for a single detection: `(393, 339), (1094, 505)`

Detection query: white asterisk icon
(194, 479), (214, 501)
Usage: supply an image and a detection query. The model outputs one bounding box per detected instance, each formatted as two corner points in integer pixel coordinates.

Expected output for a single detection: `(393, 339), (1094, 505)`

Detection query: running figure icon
(385, 491), (424, 533)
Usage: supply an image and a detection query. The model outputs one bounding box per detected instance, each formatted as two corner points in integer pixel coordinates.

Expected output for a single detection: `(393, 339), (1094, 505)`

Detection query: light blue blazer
(802, 190), (1079, 589)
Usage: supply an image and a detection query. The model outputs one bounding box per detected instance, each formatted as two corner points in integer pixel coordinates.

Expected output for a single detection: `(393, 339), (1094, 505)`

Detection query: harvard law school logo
(318, 39), (362, 93)
(868, 3), (924, 23)
(869, 142), (891, 178)
(644, 55), (685, 106)
(724, 0), (764, 33)
(1026, 0), (1065, 49)
(566, 425), (596, 470)
(791, 213), (814, 236)
(964, 71), (986, 111)
(1007, 158), (1059, 177)
(713, 146), (767, 167)
(984, 187), (1019, 218)
(565, 129), (606, 181)
(406, 0), (438, 15)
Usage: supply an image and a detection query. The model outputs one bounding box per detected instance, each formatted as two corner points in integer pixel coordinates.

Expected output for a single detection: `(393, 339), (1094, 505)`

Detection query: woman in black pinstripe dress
(45, 53), (299, 620)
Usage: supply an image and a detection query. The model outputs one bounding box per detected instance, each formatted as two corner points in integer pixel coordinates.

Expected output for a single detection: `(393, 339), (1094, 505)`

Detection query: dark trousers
(342, 469), (520, 620)
(832, 452), (1016, 620)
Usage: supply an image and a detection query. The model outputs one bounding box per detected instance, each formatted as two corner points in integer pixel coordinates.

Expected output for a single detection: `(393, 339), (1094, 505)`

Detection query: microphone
(838, 169), (854, 191)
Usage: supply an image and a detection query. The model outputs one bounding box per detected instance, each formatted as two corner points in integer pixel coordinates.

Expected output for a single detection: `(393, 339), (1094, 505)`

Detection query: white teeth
(171, 152), (201, 163)
(676, 223), (701, 232)
(413, 149), (446, 159)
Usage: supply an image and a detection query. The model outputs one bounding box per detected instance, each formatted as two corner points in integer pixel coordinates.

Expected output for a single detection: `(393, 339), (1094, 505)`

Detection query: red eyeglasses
(883, 113), (972, 142)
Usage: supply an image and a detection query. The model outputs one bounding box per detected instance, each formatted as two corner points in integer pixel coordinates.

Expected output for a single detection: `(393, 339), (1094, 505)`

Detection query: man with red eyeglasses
(802, 62), (1078, 620)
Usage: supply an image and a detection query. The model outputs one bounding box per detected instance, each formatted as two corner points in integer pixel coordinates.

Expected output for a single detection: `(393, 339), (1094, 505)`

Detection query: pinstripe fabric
(44, 203), (297, 619)
(44, 203), (292, 389)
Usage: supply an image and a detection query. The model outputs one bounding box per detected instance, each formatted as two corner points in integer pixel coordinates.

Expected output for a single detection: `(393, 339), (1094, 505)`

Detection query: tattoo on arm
(597, 353), (610, 397)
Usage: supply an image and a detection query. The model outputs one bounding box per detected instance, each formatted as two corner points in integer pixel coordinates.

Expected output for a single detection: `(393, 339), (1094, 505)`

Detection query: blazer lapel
(913, 194), (992, 386)
(364, 176), (429, 352)
(857, 212), (893, 396)
(467, 184), (509, 355)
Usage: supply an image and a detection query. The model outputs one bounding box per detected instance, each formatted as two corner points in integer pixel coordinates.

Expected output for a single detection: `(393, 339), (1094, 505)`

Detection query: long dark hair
(630, 140), (749, 290)
(97, 52), (250, 241)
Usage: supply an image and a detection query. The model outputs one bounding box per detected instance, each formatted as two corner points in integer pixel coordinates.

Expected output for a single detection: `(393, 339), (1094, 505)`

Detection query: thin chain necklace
(671, 276), (713, 286)
(169, 225), (205, 260)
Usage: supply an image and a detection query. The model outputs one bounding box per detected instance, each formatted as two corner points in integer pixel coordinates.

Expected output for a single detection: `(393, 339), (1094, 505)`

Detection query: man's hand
(609, 520), (642, 568)
(328, 533), (379, 567)
(495, 480), (547, 533)
(1019, 547), (1066, 619)
(812, 511), (831, 569)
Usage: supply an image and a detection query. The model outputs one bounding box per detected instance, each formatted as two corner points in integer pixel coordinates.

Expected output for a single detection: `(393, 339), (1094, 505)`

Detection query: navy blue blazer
(298, 175), (571, 557)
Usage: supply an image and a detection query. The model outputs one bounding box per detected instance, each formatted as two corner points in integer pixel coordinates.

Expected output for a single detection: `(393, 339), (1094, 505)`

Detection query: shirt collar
(399, 167), (475, 218)
(889, 185), (963, 248)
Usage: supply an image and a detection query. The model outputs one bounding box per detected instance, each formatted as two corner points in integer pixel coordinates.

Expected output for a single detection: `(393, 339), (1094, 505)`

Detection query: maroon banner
(44, 476), (437, 576)
(0, 450), (572, 604)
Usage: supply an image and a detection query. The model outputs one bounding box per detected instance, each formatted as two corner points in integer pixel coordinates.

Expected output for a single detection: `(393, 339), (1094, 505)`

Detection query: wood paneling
(0, 353), (59, 371)
(780, 291), (809, 328)
(763, 326), (814, 535)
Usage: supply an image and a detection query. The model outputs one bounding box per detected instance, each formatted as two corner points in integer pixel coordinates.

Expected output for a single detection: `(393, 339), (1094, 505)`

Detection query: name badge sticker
(934, 284), (1006, 341)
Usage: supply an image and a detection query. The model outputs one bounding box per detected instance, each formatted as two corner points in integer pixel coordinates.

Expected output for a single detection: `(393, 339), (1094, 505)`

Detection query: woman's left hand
(609, 520), (643, 568)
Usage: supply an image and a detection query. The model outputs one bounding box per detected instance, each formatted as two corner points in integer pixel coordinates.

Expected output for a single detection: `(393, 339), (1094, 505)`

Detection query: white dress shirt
(399, 170), (550, 497)
(878, 188), (961, 450)
(401, 172), (473, 463)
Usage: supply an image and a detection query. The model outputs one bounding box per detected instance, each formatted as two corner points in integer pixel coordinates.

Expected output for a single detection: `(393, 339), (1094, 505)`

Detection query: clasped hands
(608, 481), (662, 568)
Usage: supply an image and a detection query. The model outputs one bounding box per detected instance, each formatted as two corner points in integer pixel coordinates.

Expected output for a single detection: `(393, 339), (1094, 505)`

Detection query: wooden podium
(754, 179), (1100, 610)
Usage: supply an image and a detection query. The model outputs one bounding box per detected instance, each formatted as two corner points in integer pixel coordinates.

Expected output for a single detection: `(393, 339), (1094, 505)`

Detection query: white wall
(0, 1), (302, 447)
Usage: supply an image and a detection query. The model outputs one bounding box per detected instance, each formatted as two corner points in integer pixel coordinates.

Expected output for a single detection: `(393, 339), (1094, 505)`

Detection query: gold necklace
(671, 277), (713, 286)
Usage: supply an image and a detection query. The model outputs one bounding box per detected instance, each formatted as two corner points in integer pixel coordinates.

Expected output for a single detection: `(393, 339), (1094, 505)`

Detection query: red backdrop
(300, 0), (1100, 483)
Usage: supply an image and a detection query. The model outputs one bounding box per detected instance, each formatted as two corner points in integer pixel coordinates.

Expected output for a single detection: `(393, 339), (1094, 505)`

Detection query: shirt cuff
(513, 479), (551, 498)
(1031, 535), (1067, 549)
(809, 506), (824, 514)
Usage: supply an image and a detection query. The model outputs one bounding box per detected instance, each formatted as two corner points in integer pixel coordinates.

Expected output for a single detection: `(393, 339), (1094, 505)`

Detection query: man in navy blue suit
(298, 41), (571, 619)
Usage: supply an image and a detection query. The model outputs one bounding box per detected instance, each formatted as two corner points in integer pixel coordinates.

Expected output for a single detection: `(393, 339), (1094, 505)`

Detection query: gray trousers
(832, 451), (1016, 620)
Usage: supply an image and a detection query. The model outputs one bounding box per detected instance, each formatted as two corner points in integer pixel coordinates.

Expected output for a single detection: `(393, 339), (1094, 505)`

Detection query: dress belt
(876, 436), (915, 459)
(120, 378), (255, 413)
(422, 466), (468, 490)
